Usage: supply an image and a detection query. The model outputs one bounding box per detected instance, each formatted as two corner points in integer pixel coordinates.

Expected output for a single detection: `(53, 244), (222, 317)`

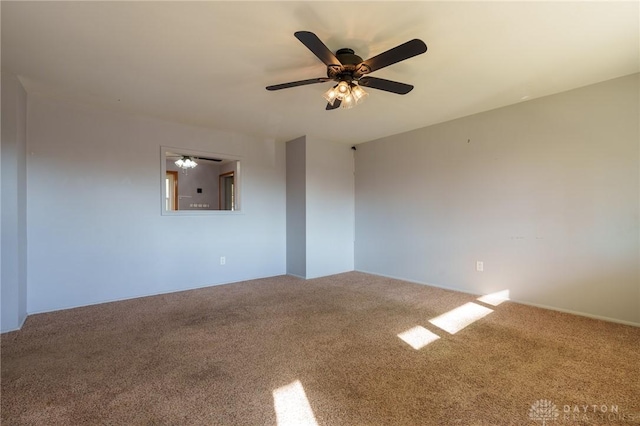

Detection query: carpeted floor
(2, 272), (639, 425)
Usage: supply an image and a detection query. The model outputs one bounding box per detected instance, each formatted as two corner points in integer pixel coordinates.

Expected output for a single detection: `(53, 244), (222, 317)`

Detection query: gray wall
(1, 73), (28, 332)
(6, 72), (636, 327)
(305, 137), (355, 278)
(166, 159), (220, 209)
(286, 136), (306, 277)
(26, 94), (286, 314)
(355, 73), (639, 325)
(286, 136), (355, 279)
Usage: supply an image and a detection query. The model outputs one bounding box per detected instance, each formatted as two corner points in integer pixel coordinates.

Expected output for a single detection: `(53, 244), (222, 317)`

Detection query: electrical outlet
(476, 261), (484, 272)
(220, 256), (226, 266)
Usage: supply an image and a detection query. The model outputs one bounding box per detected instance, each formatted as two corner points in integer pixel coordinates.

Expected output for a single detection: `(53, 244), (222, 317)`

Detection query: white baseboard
(355, 269), (640, 328)
(0, 314), (28, 334)
(10, 271), (638, 332)
(286, 273), (307, 279)
(26, 273), (286, 317)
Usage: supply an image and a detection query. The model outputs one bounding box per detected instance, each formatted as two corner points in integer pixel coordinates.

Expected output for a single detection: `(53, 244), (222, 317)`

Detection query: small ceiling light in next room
(175, 156), (197, 172)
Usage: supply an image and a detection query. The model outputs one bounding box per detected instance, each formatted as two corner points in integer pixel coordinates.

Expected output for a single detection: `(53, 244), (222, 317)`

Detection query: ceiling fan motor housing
(327, 48), (369, 81)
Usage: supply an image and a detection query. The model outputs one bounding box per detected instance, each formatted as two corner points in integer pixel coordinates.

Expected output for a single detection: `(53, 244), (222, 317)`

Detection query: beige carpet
(2, 272), (639, 425)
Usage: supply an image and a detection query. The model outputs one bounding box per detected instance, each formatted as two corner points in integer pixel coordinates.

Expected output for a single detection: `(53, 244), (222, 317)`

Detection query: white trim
(355, 269), (640, 328)
(14, 271), (639, 330)
(509, 300), (640, 328)
(286, 273), (307, 279)
(1, 315), (28, 334)
(25, 274), (284, 317)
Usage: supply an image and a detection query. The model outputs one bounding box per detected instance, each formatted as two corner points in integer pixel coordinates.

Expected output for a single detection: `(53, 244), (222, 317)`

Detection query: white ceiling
(2, 1), (638, 145)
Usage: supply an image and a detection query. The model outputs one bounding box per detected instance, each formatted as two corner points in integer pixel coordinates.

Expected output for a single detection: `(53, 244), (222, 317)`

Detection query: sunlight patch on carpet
(398, 326), (440, 349)
(477, 289), (510, 306)
(273, 380), (319, 426)
(429, 302), (493, 334)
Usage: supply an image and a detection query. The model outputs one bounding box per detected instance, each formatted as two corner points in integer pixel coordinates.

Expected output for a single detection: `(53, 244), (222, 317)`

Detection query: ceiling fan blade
(294, 31), (342, 67)
(358, 76), (414, 94)
(358, 39), (427, 74)
(266, 78), (331, 91)
(193, 156), (222, 162)
(326, 99), (341, 110)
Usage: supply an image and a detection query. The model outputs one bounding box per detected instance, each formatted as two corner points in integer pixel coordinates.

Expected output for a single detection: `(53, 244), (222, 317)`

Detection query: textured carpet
(2, 272), (639, 425)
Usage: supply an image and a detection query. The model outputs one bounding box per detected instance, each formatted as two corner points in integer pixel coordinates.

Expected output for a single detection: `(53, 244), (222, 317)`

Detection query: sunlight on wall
(429, 302), (494, 334)
(397, 325), (441, 349)
(273, 380), (319, 426)
(477, 289), (510, 306)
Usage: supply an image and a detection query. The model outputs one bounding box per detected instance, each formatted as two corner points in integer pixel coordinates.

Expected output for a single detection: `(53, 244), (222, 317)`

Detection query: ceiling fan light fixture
(324, 81), (367, 109)
(175, 156), (197, 170)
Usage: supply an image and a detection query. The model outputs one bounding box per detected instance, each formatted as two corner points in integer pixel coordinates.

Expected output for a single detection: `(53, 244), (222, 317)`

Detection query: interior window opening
(162, 148), (241, 214)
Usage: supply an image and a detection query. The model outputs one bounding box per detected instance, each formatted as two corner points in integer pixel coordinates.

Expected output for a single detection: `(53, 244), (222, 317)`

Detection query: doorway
(219, 171), (235, 210)
(165, 171), (178, 211)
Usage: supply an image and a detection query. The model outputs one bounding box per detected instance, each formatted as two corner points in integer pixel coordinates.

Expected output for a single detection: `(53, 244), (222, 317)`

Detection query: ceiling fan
(166, 153), (223, 171)
(266, 31), (427, 110)
(166, 153), (223, 163)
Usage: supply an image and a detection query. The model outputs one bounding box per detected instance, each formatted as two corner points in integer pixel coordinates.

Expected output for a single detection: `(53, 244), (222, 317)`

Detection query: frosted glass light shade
(351, 84), (369, 104)
(341, 93), (356, 109)
(323, 86), (338, 105)
(336, 81), (350, 99)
